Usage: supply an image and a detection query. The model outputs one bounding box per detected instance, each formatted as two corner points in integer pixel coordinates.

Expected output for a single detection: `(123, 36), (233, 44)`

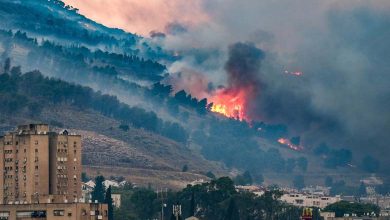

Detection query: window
(24, 149), (26, 153)
(35, 166), (38, 170)
(0, 212), (10, 218)
(35, 141), (38, 145)
(67, 212), (72, 217)
(35, 149), (38, 153)
(53, 210), (64, 216)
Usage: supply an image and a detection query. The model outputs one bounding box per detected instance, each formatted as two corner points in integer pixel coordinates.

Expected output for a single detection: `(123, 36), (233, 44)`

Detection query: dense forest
(0, 29), (165, 82)
(0, 0), (173, 60)
(0, 63), (188, 143)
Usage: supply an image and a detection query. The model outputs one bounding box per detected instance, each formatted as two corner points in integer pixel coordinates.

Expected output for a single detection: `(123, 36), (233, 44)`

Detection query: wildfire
(210, 89), (247, 121)
(277, 138), (304, 151)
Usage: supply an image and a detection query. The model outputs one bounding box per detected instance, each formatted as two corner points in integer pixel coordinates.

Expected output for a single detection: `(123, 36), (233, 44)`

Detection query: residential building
(0, 202), (107, 220)
(281, 193), (341, 208)
(0, 124), (50, 204)
(0, 124), (81, 204)
(48, 130), (82, 201)
(0, 124), (108, 219)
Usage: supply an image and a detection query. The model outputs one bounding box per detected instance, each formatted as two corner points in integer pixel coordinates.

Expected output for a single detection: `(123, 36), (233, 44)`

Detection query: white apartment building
(281, 193), (341, 208)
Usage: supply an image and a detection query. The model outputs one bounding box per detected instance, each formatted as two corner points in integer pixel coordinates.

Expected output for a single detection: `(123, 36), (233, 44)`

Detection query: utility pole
(158, 188), (167, 220)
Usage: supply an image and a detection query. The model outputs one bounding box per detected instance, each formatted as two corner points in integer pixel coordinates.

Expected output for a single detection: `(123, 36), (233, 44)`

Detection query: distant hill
(0, 70), (226, 188)
(0, 0), (388, 191)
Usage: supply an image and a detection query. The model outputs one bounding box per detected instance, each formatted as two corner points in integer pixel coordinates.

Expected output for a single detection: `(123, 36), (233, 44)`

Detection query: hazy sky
(63, 0), (390, 163)
(63, 0), (208, 36)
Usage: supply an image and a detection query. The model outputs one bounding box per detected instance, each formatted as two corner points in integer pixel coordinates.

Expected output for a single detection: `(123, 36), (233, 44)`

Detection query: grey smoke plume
(65, 0), (390, 167)
(203, 6), (390, 168)
(225, 42), (264, 90)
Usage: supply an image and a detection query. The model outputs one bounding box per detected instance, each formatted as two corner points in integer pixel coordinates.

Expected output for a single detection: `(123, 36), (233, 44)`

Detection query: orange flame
(210, 89), (247, 121)
(277, 138), (304, 151)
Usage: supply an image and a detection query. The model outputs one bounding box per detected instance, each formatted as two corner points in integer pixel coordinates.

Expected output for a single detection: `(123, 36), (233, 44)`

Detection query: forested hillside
(0, 64), (187, 143)
(0, 0), (387, 190)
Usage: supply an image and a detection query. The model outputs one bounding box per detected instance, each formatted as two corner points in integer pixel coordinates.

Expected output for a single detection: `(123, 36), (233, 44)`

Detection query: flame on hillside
(210, 89), (249, 121)
(278, 138), (304, 151)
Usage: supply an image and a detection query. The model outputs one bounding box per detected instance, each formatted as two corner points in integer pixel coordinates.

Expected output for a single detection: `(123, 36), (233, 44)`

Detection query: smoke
(62, 0), (208, 35)
(221, 43), (264, 120)
(225, 43), (264, 91)
(64, 0), (390, 165)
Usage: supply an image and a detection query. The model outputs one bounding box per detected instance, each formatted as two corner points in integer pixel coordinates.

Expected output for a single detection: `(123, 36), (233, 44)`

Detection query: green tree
(324, 201), (380, 217)
(224, 198), (239, 220)
(105, 186), (114, 220)
(92, 176), (106, 203)
(182, 164), (189, 172)
(261, 189), (284, 220)
(10, 66), (22, 76)
(131, 188), (158, 219)
(188, 191), (195, 217)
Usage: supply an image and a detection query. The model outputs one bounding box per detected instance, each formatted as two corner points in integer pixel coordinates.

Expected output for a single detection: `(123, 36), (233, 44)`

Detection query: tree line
(0, 63), (188, 143)
(108, 176), (302, 220)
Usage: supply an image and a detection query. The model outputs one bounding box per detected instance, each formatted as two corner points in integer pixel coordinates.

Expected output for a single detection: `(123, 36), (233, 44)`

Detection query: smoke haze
(64, 0), (390, 164)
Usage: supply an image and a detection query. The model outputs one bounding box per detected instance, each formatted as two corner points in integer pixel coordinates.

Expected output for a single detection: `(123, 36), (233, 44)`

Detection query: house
(111, 194), (121, 208)
(281, 193), (341, 208)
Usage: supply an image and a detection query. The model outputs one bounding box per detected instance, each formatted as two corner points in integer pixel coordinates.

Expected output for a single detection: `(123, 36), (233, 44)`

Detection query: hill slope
(0, 0), (388, 191)
(0, 70), (227, 188)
